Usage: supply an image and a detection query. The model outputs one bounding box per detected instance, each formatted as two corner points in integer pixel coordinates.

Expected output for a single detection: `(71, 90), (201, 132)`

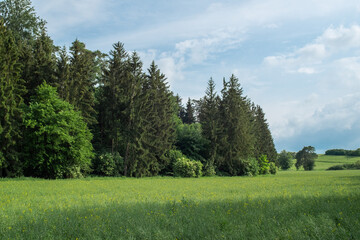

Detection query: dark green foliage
(295, 146), (318, 171)
(325, 148), (360, 156)
(252, 105), (277, 163)
(98, 42), (128, 153)
(23, 83), (93, 179)
(278, 150), (294, 170)
(183, 98), (195, 124)
(198, 78), (220, 174)
(23, 29), (56, 103)
(325, 149), (348, 156)
(174, 94), (186, 121)
(327, 160), (360, 171)
(68, 39), (97, 125)
(258, 155), (270, 175)
(121, 52), (149, 177)
(0, 20), (25, 177)
(173, 157), (203, 178)
(140, 61), (175, 174)
(55, 46), (71, 100)
(217, 75), (255, 175)
(175, 123), (208, 162)
(92, 152), (123, 176)
(0, 0), (45, 42)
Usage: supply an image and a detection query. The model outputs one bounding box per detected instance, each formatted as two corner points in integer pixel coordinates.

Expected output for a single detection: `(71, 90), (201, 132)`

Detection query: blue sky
(32, 0), (360, 153)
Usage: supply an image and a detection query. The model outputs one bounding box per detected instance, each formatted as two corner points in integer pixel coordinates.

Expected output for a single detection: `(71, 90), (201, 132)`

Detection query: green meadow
(1, 158), (360, 239)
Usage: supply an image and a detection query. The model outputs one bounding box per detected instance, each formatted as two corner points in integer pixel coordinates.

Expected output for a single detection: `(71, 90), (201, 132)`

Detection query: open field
(286, 154), (360, 171)
(314, 155), (360, 171)
(1, 169), (360, 239)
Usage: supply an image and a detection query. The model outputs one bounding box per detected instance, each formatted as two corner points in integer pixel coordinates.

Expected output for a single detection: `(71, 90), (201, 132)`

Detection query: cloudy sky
(32, 0), (360, 153)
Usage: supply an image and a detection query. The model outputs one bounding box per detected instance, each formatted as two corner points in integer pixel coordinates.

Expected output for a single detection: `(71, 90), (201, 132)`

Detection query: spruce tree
(183, 98), (195, 124)
(217, 74), (255, 175)
(175, 94), (186, 121)
(69, 39), (97, 125)
(198, 78), (219, 171)
(141, 61), (175, 175)
(0, 20), (25, 177)
(253, 105), (277, 162)
(23, 28), (56, 103)
(55, 46), (71, 101)
(122, 52), (147, 177)
(100, 42), (128, 153)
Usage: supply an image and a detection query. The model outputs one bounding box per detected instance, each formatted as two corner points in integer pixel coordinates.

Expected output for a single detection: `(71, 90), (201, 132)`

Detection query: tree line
(0, 0), (277, 178)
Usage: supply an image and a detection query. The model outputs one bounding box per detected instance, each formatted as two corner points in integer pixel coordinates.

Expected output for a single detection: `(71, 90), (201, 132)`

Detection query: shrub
(173, 157), (203, 178)
(269, 162), (277, 175)
(327, 165), (345, 171)
(161, 149), (185, 175)
(258, 155), (270, 175)
(327, 161), (360, 171)
(241, 157), (259, 176)
(93, 152), (123, 176)
(354, 160), (360, 169)
(203, 163), (216, 176)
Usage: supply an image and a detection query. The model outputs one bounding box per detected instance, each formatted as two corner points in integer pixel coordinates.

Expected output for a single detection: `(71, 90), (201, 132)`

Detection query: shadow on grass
(2, 194), (360, 240)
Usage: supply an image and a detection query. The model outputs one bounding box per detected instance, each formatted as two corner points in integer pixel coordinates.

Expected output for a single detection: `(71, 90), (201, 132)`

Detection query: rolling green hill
(285, 154), (360, 171)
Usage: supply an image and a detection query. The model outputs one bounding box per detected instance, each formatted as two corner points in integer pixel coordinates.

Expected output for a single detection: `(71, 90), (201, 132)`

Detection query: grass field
(0, 157), (360, 239)
(314, 155), (360, 171)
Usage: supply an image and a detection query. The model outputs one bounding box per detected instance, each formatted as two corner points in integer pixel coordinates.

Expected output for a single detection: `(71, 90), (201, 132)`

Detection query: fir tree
(23, 28), (56, 103)
(253, 105), (277, 162)
(218, 75), (255, 175)
(69, 39), (97, 125)
(55, 46), (71, 101)
(183, 98), (195, 124)
(0, 20), (26, 177)
(100, 42), (129, 153)
(141, 61), (175, 175)
(198, 78), (220, 171)
(123, 52), (147, 177)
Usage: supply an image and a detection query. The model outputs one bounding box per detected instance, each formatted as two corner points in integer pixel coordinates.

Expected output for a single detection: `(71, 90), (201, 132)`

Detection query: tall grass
(1, 170), (359, 239)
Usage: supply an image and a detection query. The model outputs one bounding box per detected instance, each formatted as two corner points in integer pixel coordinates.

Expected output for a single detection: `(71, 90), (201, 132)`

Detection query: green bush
(23, 83), (94, 179)
(203, 163), (216, 176)
(173, 157), (203, 178)
(258, 155), (270, 175)
(354, 160), (360, 169)
(327, 161), (360, 171)
(327, 165), (345, 170)
(241, 158), (259, 176)
(269, 162), (277, 175)
(93, 152), (123, 176)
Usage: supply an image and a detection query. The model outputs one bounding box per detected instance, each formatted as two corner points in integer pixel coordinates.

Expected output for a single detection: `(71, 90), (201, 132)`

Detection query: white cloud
(317, 25), (360, 50)
(264, 25), (360, 75)
(174, 28), (245, 65)
(297, 67), (317, 74)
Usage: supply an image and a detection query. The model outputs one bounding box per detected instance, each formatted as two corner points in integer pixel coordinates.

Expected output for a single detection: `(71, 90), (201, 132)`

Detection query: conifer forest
(0, 0), (278, 179)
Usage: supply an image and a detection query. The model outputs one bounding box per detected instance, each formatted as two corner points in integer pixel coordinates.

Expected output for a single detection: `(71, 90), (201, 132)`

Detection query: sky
(31, 0), (360, 153)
